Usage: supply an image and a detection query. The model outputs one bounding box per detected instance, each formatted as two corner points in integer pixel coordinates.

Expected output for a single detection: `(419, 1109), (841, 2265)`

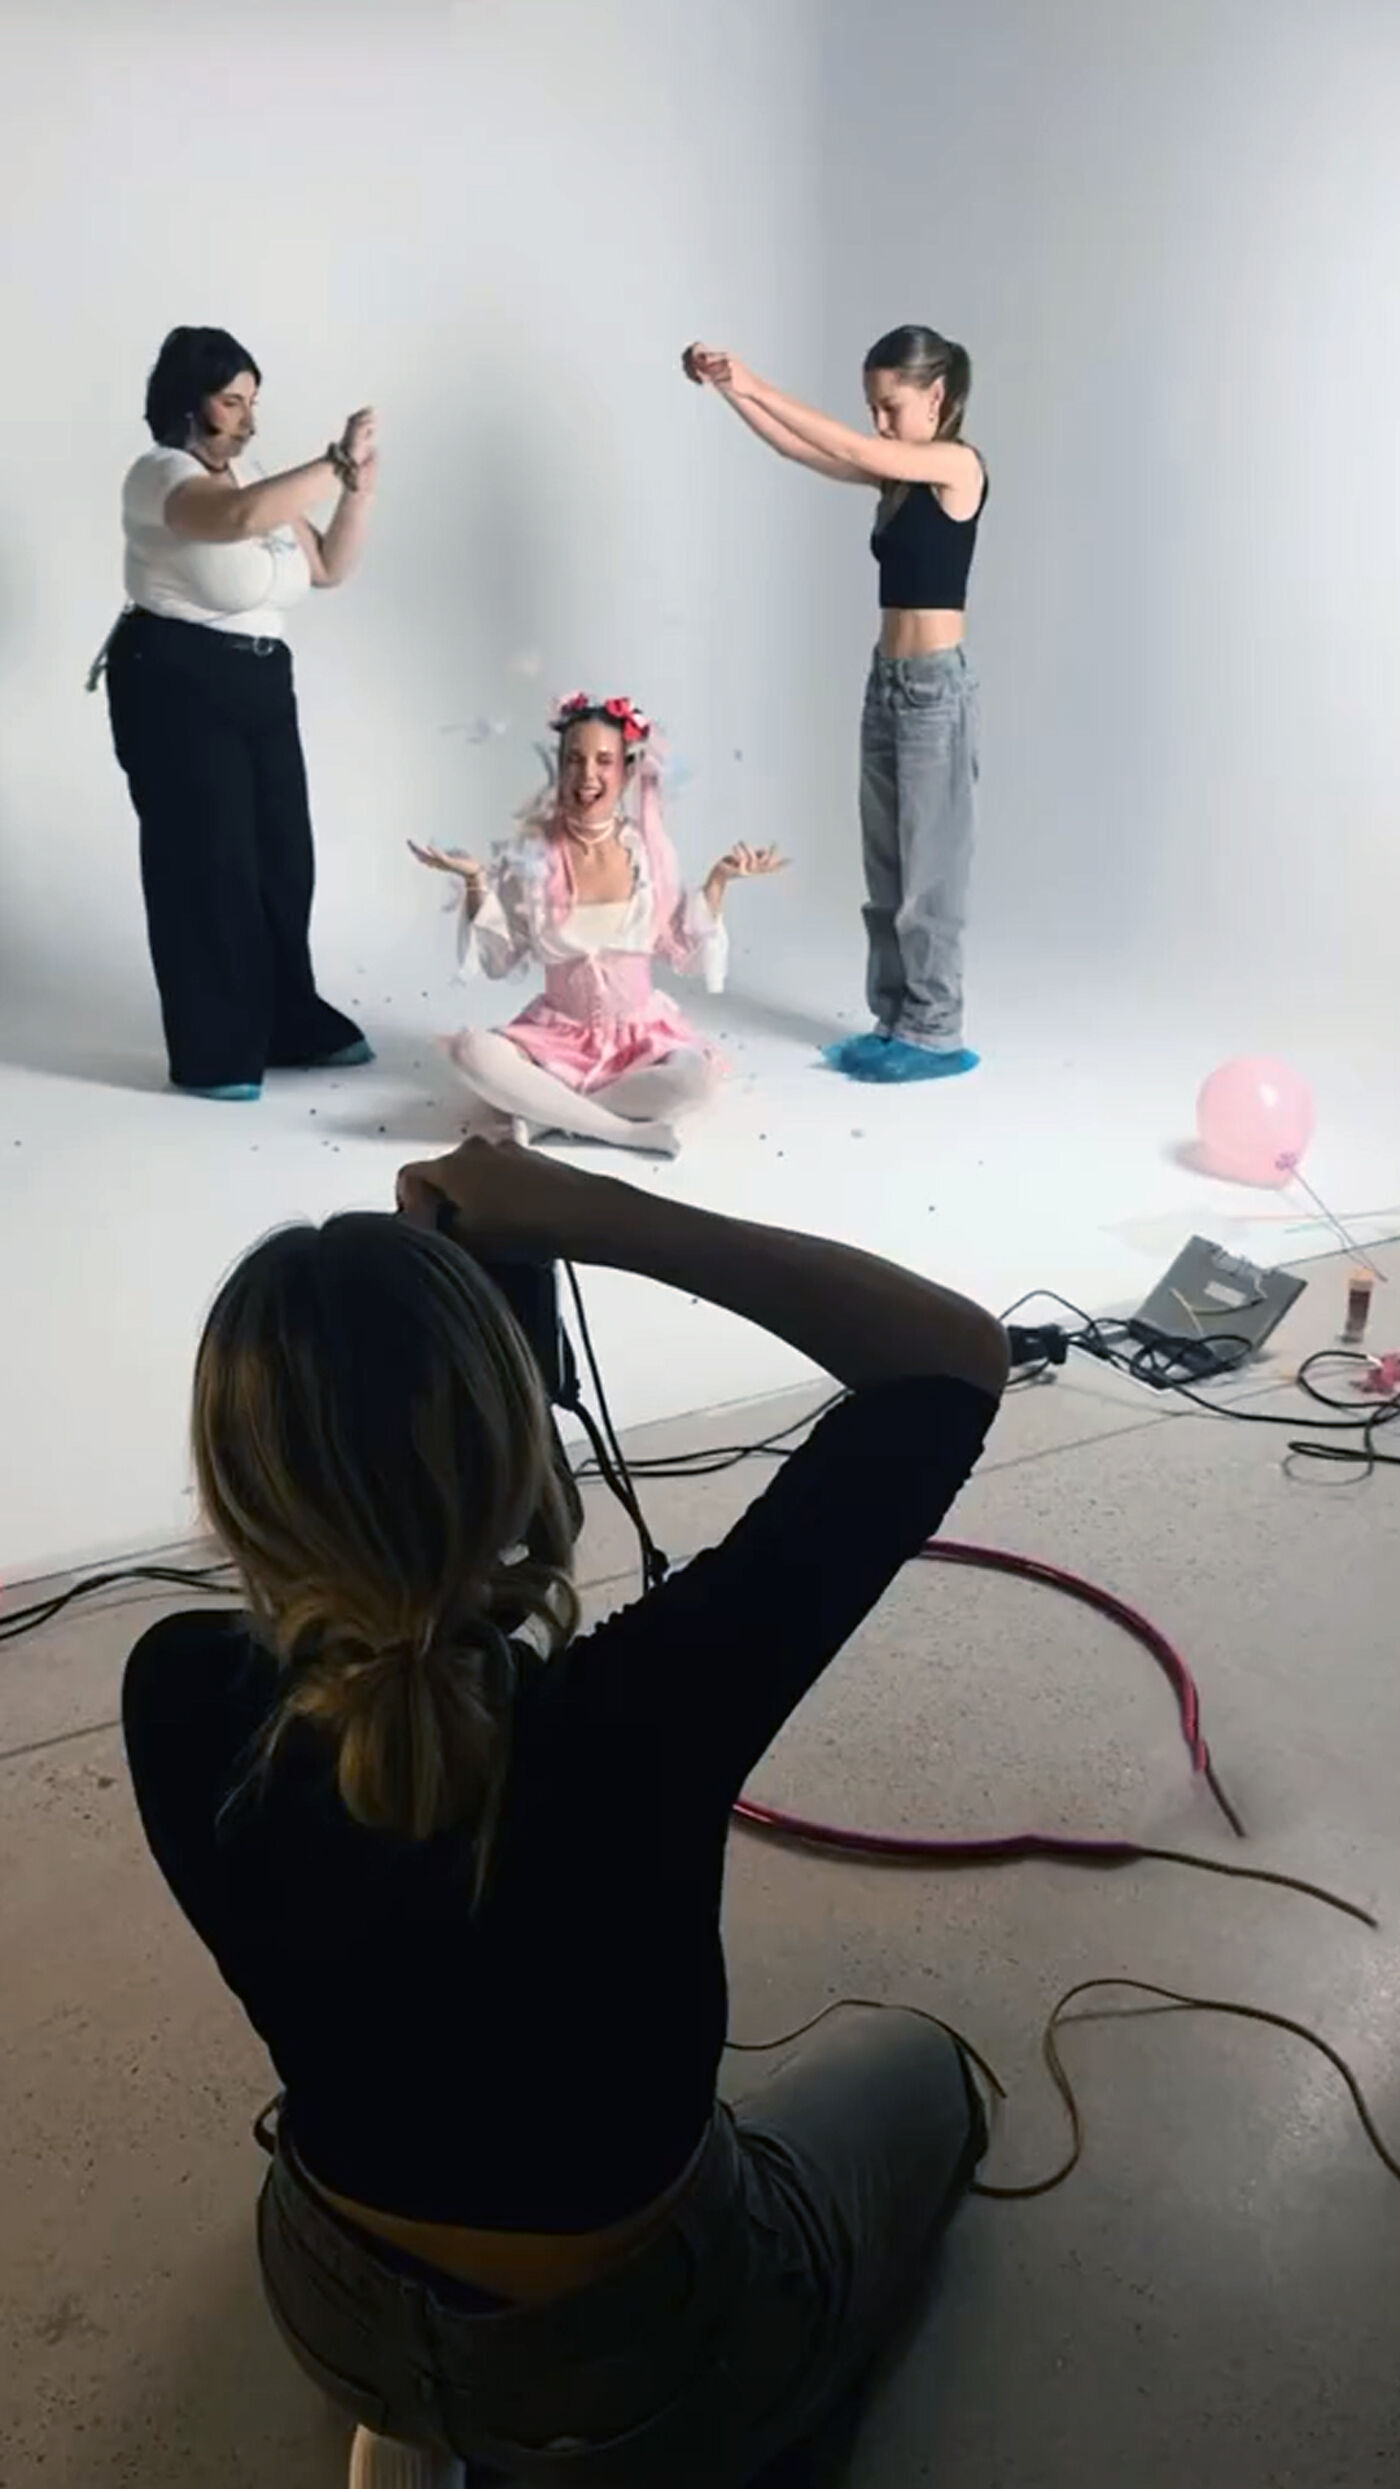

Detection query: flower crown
(549, 690), (652, 747)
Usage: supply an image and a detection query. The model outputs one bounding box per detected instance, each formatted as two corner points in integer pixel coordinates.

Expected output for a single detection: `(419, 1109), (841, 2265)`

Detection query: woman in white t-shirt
(100, 326), (378, 1101)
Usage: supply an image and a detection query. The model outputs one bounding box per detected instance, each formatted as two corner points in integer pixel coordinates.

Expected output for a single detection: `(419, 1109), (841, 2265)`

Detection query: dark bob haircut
(144, 327), (262, 448)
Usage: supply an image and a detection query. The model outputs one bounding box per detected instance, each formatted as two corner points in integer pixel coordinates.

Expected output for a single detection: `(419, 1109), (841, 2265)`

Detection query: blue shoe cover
(174, 1081), (262, 1102)
(821, 1029), (891, 1073)
(315, 1038), (375, 1068)
(864, 1040), (979, 1083)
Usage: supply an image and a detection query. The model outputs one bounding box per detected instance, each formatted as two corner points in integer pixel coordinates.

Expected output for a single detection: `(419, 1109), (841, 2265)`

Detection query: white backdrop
(3, 0), (1400, 1579)
(0, 0), (839, 1031)
(3, 0), (1399, 1047)
(804, 0), (1400, 1023)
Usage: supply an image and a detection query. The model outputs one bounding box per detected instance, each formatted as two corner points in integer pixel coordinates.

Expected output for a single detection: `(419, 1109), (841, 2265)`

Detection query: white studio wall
(5, 0), (1395, 1054)
(0, 0), (845, 1578)
(807, 0), (1400, 1031)
(3, 0), (1400, 1581)
(0, 0), (836, 1037)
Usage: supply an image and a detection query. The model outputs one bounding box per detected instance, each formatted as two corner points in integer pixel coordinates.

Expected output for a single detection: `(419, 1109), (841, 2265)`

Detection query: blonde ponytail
(194, 1213), (581, 1882)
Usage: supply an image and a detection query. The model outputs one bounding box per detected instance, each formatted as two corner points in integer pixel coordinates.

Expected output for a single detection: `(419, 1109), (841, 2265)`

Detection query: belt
(129, 608), (285, 656)
(87, 606), (284, 691)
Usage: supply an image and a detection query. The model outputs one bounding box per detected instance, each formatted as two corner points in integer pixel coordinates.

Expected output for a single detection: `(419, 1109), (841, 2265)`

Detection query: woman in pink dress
(412, 693), (784, 1155)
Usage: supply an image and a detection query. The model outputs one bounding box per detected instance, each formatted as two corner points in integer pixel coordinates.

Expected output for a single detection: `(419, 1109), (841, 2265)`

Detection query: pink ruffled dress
(448, 780), (727, 1096)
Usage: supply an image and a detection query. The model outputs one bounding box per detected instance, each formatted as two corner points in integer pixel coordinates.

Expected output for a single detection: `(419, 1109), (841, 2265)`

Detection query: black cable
(993, 1282), (1400, 1476)
(0, 1559), (236, 1645)
(1119, 1330), (1254, 1386)
(561, 1261), (670, 1587)
(569, 1398), (669, 1589)
(1001, 1290), (1121, 1368)
(565, 1279), (1399, 1580)
(561, 1264), (628, 1477)
(582, 1267), (1399, 1531)
(6, 1275), (1394, 1659)
(573, 1391), (844, 1482)
(1065, 1326), (1400, 1479)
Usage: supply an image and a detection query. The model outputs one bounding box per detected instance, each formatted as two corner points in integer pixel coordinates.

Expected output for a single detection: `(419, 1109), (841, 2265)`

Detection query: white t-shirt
(121, 447), (312, 637)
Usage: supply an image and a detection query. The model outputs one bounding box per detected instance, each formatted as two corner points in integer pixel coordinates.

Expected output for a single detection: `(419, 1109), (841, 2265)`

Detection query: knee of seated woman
(663, 1048), (722, 1103)
(449, 1026), (514, 1074)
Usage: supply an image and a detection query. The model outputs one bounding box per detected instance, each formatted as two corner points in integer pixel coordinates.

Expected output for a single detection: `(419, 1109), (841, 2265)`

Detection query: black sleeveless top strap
(871, 460), (987, 612)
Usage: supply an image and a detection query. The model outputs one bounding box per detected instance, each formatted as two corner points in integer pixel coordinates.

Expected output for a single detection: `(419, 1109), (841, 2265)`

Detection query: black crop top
(122, 1375), (998, 2233)
(872, 466), (987, 612)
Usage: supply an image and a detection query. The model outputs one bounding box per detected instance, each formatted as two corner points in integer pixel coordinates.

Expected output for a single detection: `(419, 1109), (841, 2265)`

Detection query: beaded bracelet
(327, 441), (360, 492)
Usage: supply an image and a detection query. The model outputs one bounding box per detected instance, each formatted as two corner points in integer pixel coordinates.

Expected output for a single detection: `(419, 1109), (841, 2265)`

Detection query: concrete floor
(3, 1245), (1400, 2488)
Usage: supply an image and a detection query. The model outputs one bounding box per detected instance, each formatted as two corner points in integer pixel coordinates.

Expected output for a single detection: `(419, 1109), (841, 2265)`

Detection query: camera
(430, 1202), (585, 1546)
(430, 1202), (576, 1409)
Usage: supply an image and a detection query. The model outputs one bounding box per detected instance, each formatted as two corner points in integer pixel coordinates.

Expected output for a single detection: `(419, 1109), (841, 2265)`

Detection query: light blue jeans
(859, 646), (980, 1051)
(257, 2005), (984, 2486)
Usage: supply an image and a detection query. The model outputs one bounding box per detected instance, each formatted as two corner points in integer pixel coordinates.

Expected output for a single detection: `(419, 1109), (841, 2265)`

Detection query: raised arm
(657, 843), (783, 996)
(396, 1148), (1008, 1785)
(294, 411), (378, 586)
(397, 1144), (1008, 1400)
(409, 841), (532, 980)
(707, 385), (870, 483)
(689, 346), (982, 493)
(165, 455), (339, 545)
(684, 344), (868, 483)
(700, 843), (786, 918)
(586, 1188), (1007, 1397)
(165, 408), (374, 547)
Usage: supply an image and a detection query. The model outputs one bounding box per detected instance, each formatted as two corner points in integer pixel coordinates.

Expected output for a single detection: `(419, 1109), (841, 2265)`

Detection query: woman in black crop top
(685, 326), (987, 1087)
(122, 1136), (1006, 2489)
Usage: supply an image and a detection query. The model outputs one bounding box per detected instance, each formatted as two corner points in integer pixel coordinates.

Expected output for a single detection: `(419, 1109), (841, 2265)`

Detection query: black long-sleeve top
(122, 1376), (997, 2232)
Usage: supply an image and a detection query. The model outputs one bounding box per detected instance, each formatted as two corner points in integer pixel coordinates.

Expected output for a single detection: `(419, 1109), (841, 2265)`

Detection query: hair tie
(415, 1612), (519, 1701)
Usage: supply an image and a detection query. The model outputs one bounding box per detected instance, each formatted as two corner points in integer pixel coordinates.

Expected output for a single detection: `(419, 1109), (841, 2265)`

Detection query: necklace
(561, 810), (621, 849)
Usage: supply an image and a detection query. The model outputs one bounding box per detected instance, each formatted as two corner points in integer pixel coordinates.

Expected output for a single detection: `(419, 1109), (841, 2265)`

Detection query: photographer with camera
(122, 1141), (1007, 2489)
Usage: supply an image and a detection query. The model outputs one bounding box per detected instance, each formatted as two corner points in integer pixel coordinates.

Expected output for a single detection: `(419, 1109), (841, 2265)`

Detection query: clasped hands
(334, 407), (378, 492)
(682, 343), (755, 396)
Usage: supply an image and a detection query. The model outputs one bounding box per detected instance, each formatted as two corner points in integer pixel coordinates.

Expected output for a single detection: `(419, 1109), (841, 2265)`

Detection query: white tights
(443, 1030), (718, 1157)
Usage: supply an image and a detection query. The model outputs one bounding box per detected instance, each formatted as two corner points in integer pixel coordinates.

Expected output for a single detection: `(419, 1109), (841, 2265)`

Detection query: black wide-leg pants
(105, 608), (363, 1089)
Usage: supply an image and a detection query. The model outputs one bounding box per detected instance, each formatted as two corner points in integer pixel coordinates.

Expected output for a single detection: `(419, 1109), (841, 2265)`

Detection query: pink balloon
(1195, 1057), (1314, 1188)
